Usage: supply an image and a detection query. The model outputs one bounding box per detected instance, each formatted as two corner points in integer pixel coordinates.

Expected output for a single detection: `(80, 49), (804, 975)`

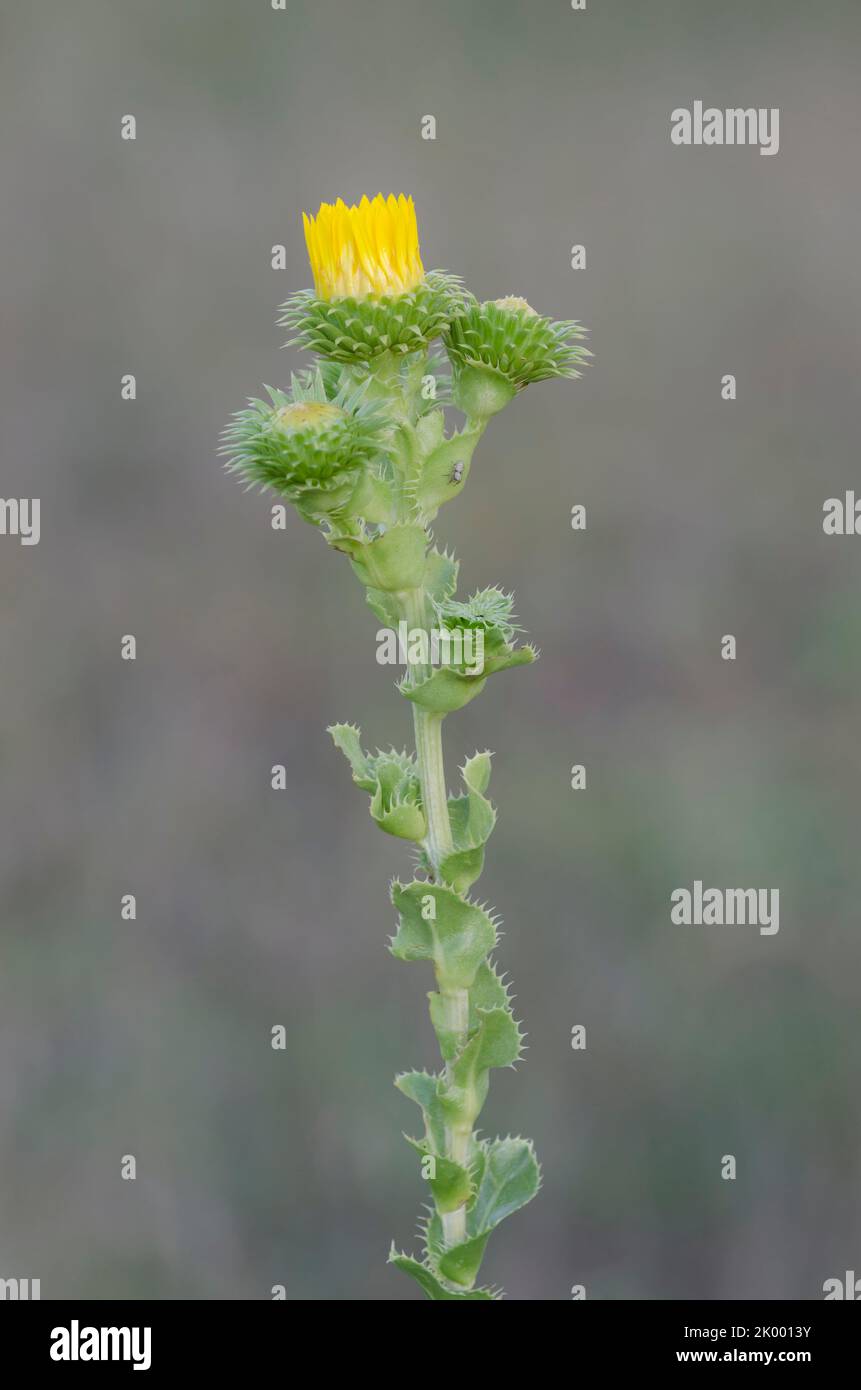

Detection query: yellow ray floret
(302, 194), (425, 302)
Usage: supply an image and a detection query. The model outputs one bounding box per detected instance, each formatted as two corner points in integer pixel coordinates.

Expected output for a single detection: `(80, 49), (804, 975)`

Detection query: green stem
(412, 706), (453, 874)
(403, 586), (468, 1246)
(439, 987), (470, 1246)
(403, 586), (454, 874)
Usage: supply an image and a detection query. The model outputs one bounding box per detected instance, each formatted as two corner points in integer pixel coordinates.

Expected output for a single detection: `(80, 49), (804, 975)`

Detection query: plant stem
(439, 987), (470, 1245)
(412, 705), (453, 874)
(402, 585), (454, 876)
(402, 587), (471, 1247)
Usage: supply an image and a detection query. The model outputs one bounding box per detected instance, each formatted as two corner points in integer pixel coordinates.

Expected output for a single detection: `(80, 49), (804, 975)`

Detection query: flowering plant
(222, 194), (589, 1299)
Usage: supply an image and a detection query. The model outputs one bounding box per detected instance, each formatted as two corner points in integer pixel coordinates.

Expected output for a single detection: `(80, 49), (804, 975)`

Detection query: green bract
(444, 295), (591, 416)
(279, 272), (463, 364)
(221, 202), (589, 1301)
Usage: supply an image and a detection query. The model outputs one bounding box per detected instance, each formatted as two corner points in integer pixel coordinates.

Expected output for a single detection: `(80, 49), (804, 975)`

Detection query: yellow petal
(302, 193), (425, 301)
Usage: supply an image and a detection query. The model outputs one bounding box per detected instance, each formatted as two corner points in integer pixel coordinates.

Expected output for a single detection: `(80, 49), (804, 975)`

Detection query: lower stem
(440, 987), (470, 1246)
(404, 586), (468, 1247)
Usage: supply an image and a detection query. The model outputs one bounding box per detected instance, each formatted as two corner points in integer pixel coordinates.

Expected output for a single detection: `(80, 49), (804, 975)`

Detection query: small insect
(448, 461), (465, 486)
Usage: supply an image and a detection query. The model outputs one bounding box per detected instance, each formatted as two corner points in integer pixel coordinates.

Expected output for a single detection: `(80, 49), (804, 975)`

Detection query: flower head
(303, 194), (425, 302)
(281, 194), (461, 363)
(444, 295), (591, 417)
(220, 369), (387, 521)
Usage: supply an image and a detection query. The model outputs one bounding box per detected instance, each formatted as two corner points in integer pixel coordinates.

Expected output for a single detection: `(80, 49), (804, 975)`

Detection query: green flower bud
(220, 370), (388, 522)
(445, 295), (590, 414)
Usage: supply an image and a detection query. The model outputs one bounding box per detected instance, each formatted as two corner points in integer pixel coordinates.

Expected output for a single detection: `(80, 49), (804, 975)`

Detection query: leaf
(436, 1233), (490, 1288)
(415, 433), (478, 514)
(440, 751), (496, 892)
(348, 470), (395, 524)
(371, 794), (426, 841)
(344, 523), (428, 592)
(482, 639), (537, 675)
(468, 961), (510, 1020)
(388, 1249), (500, 1301)
(369, 757), (426, 841)
(438, 845), (486, 895)
(476, 629), (537, 677)
(454, 1007), (522, 1078)
(390, 881), (497, 990)
(394, 1070), (447, 1153)
(365, 587), (399, 626)
(400, 666), (486, 714)
(414, 409), (446, 456)
(468, 1137), (541, 1236)
(462, 749), (492, 796)
(440, 1007), (523, 1131)
(328, 723), (375, 791)
(329, 730), (426, 842)
(423, 546), (459, 604)
(404, 1136), (473, 1214)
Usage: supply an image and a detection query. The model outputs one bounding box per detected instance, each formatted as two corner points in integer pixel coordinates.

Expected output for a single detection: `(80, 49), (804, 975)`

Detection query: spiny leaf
(389, 881), (497, 989)
(468, 1137), (541, 1236)
(438, 845), (486, 895)
(388, 1249), (500, 1301)
(468, 960), (511, 1020)
(462, 749), (493, 796)
(400, 665), (486, 714)
(414, 431), (480, 514)
(436, 1232), (491, 1288)
(403, 1136), (474, 1214)
(329, 728), (426, 842)
(441, 750), (496, 892)
(394, 1070), (447, 1154)
(341, 522), (428, 592)
(452, 1006), (522, 1081)
(439, 1007), (523, 1133)
(481, 632), (537, 675)
(328, 723), (374, 791)
(423, 546), (459, 604)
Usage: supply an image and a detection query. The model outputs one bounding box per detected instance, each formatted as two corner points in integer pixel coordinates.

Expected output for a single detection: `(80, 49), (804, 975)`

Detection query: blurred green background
(1, 0), (859, 1300)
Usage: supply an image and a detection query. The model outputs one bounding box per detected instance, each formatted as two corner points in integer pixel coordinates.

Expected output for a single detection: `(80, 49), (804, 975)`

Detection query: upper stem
(402, 587), (454, 877)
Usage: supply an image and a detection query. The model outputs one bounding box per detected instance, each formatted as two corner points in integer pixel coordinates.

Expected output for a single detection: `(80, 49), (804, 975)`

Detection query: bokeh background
(1, 0), (860, 1300)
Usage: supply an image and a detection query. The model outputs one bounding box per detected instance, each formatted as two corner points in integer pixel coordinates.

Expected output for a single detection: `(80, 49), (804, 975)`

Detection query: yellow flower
(302, 194), (425, 302)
